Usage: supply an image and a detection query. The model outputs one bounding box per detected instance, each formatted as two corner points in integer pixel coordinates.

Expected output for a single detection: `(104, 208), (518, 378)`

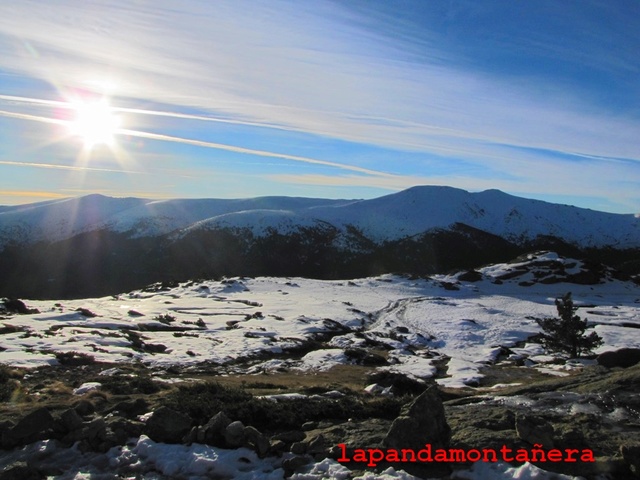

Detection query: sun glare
(69, 99), (121, 148)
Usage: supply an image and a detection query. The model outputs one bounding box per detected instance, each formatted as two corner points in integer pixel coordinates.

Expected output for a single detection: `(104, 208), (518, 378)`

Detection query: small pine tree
(537, 292), (603, 358)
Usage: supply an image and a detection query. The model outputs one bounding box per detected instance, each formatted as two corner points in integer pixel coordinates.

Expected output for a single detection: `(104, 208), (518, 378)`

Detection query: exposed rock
(224, 420), (246, 448)
(598, 348), (640, 368)
(144, 406), (192, 443)
(302, 421), (317, 431)
(621, 444), (640, 477)
(73, 399), (95, 416)
(272, 430), (306, 444)
(282, 455), (311, 476)
(458, 270), (483, 282)
(515, 413), (555, 448)
(1, 298), (38, 315)
(105, 417), (144, 445)
(203, 411), (232, 447)
(290, 441), (307, 454)
(244, 425), (270, 457)
(109, 398), (149, 417)
(59, 408), (84, 432)
(384, 385), (450, 451)
(307, 434), (328, 457)
(2, 407), (55, 447)
(0, 461), (43, 480)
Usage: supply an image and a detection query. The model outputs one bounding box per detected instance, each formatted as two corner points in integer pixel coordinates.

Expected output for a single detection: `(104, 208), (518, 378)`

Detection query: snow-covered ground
(1, 252), (638, 479)
(1, 253), (638, 388)
(0, 435), (586, 480)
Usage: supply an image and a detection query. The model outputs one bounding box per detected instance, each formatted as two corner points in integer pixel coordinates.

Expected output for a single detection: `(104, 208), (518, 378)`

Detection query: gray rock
(203, 411), (232, 447)
(60, 409), (84, 432)
(3, 408), (55, 447)
(0, 461), (43, 480)
(144, 407), (192, 444)
(244, 425), (270, 457)
(73, 399), (95, 416)
(302, 421), (317, 431)
(272, 430), (306, 444)
(282, 455), (311, 475)
(105, 417), (144, 445)
(224, 420), (246, 448)
(291, 441), (307, 454)
(515, 413), (555, 448)
(621, 444), (640, 476)
(269, 439), (287, 454)
(384, 385), (450, 451)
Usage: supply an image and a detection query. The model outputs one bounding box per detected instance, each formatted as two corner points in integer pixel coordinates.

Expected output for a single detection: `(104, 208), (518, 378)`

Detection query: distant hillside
(0, 186), (638, 298)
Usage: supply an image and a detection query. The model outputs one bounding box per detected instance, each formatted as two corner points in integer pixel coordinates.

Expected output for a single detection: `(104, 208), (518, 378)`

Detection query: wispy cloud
(0, 1), (638, 211)
(0, 159), (146, 175)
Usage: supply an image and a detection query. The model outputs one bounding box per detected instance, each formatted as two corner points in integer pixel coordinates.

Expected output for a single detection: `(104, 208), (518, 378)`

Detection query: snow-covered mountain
(1, 186), (638, 250)
(0, 186), (638, 299)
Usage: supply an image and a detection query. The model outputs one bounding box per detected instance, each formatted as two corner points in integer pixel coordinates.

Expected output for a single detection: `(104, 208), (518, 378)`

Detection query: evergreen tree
(537, 292), (603, 358)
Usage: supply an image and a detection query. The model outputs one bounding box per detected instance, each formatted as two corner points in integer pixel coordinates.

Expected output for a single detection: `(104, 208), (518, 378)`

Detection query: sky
(0, 0), (639, 214)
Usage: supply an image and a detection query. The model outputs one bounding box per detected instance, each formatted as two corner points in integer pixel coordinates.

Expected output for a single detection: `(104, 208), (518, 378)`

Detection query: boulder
(244, 425), (270, 457)
(59, 409), (84, 432)
(515, 413), (555, 448)
(0, 461), (43, 480)
(203, 411), (232, 447)
(598, 348), (640, 369)
(144, 407), (192, 443)
(384, 385), (450, 451)
(224, 420), (246, 448)
(621, 444), (640, 476)
(2, 408), (55, 447)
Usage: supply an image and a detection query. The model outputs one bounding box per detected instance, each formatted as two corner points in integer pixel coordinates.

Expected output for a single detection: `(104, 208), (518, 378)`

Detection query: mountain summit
(1, 186), (638, 298)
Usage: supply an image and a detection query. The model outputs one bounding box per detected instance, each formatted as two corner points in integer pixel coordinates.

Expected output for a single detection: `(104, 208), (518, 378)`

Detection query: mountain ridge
(1, 186), (638, 299)
(1, 186), (638, 250)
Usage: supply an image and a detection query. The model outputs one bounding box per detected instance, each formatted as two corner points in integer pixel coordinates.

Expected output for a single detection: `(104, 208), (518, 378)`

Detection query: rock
(73, 399), (95, 416)
(291, 441), (307, 454)
(224, 420), (246, 448)
(269, 439), (287, 454)
(598, 348), (640, 369)
(110, 398), (149, 417)
(384, 385), (450, 451)
(282, 455), (311, 476)
(272, 430), (306, 444)
(301, 421), (317, 431)
(0, 461), (43, 480)
(458, 270), (483, 282)
(621, 444), (640, 476)
(515, 413), (555, 448)
(60, 409), (84, 432)
(307, 434), (328, 457)
(203, 411), (232, 447)
(3, 408), (55, 447)
(244, 425), (270, 457)
(144, 407), (192, 443)
(74, 418), (108, 452)
(105, 417), (144, 445)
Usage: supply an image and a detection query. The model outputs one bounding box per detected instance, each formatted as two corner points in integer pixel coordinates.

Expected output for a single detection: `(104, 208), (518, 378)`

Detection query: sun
(69, 99), (121, 148)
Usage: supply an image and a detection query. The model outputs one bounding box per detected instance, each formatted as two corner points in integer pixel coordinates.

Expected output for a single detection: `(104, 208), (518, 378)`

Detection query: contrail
(0, 160), (146, 175)
(0, 99), (397, 178)
(117, 128), (396, 177)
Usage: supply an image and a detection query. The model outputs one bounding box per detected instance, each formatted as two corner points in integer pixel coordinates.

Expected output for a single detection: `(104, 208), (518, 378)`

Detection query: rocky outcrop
(384, 385), (450, 451)
(144, 406), (192, 443)
(598, 348), (640, 368)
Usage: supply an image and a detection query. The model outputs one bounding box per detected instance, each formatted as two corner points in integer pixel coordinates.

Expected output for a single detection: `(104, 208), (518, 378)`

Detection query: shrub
(537, 292), (604, 358)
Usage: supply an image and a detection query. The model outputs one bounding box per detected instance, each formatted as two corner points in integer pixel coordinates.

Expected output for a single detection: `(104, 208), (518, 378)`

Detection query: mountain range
(1, 186), (638, 299)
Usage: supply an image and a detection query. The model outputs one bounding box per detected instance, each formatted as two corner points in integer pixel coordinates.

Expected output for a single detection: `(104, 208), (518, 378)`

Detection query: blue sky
(0, 0), (638, 213)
